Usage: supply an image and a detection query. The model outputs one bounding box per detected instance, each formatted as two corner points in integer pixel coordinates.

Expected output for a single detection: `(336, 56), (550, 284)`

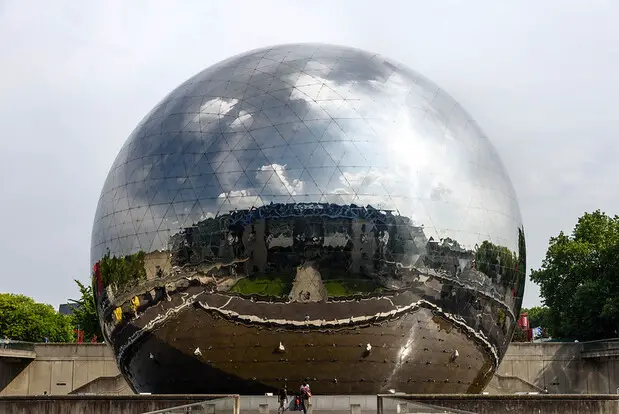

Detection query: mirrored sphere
(91, 43), (525, 394)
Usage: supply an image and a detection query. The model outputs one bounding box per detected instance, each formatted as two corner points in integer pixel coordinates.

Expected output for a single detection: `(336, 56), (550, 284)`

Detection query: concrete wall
(70, 374), (130, 395)
(379, 394), (619, 414)
(0, 359), (31, 395)
(239, 395), (377, 413)
(0, 344), (123, 396)
(2, 342), (619, 396)
(1, 394), (618, 414)
(485, 373), (542, 394)
(497, 342), (619, 394)
(0, 395), (236, 414)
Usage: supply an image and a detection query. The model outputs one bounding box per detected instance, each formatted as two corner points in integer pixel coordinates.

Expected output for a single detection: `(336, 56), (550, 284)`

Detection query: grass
(229, 274), (293, 296)
(229, 273), (382, 297)
(324, 279), (382, 297)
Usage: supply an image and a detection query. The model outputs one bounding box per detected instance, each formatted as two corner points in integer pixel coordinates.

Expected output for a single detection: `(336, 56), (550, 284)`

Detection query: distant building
(58, 303), (79, 315)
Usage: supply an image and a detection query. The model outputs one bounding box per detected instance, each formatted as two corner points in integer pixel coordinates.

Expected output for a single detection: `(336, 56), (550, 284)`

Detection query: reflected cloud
(90, 43), (526, 396)
(258, 164), (304, 196)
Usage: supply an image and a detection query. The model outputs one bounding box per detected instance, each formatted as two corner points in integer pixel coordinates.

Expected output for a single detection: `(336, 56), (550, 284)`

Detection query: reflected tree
(516, 227), (527, 299)
(99, 251), (147, 291)
(511, 325), (528, 342)
(475, 240), (519, 287)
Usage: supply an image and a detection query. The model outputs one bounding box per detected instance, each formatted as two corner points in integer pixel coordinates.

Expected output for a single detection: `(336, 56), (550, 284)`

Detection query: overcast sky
(1, 0), (617, 309)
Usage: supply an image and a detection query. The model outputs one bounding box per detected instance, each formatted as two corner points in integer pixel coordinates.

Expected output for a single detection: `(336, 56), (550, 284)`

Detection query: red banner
(93, 261), (102, 297)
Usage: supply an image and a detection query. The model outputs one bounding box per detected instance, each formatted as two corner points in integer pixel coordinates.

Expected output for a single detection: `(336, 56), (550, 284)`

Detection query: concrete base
(0, 395), (231, 414)
(1, 394), (619, 414)
(0, 349), (37, 360)
(5, 342), (619, 396)
(378, 394), (619, 414)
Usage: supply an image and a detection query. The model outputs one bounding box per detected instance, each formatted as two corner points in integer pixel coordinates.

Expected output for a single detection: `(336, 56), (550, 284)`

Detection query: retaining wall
(2, 342), (619, 396)
(378, 394), (619, 414)
(1, 394), (618, 414)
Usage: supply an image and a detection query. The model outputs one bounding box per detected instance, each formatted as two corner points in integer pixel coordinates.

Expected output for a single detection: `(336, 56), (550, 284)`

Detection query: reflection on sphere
(91, 43), (526, 394)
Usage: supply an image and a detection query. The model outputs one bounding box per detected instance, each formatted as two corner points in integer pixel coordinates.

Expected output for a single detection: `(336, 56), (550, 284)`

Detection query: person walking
(278, 385), (288, 414)
(299, 382), (311, 414)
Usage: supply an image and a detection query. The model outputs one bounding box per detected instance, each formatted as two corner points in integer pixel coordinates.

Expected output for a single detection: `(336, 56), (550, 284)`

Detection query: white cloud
(216, 163), (302, 207)
(282, 68), (521, 250)
(229, 111), (252, 130)
(218, 190), (252, 198)
(199, 97), (238, 121)
(260, 164), (304, 195)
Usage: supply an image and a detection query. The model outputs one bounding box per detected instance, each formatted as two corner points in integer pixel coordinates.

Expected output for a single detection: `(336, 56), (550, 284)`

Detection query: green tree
(0, 293), (73, 342)
(522, 306), (549, 329)
(69, 280), (102, 342)
(521, 306), (551, 338)
(531, 210), (619, 341)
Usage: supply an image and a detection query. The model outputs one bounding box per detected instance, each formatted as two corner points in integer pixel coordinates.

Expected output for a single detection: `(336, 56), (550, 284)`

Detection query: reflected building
(91, 43), (526, 394)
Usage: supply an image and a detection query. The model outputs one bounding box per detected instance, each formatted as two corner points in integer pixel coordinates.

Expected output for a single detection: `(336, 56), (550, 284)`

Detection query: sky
(0, 0), (618, 310)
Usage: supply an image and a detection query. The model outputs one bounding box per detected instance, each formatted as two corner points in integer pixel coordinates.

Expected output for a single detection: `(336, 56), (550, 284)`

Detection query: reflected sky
(92, 43), (522, 264)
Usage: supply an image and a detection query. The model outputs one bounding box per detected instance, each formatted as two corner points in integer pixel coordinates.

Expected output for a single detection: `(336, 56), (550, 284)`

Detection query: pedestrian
(278, 385), (288, 414)
(299, 382), (311, 414)
(294, 394), (301, 411)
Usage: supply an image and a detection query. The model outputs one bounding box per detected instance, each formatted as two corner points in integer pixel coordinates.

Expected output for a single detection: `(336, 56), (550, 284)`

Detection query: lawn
(229, 273), (382, 297)
(324, 279), (382, 296)
(229, 274), (293, 296)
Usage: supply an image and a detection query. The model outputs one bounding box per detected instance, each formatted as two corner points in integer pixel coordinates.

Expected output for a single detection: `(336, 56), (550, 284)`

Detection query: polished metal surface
(91, 43), (526, 394)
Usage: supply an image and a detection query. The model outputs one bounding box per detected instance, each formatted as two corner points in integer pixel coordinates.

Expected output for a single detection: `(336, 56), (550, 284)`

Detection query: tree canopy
(517, 306), (551, 339)
(69, 279), (102, 342)
(531, 210), (619, 341)
(0, 293), (74, 342)
(523, 306), (549, 328)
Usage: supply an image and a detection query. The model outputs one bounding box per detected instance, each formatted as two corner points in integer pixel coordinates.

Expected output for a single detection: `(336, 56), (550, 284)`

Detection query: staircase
(69, 374), (132, 395)
(485, 373), (543, 394)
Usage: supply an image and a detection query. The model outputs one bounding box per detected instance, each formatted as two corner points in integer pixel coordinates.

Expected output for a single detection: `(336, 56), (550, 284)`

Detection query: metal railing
(377, 395), (478, 414)
(141, 395), (240, 414)
(581, 338), (619, 355)
(0, 340), (35, 352)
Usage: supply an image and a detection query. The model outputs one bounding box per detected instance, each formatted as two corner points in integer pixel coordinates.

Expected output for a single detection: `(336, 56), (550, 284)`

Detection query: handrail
(140, 395), (240, 414)
(581, 340), (619, 354)
(0, 340), (35, 352)
(493, 373), (543, 392)
(579, 337), (619, 344)
(376, 394), (478, 414)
